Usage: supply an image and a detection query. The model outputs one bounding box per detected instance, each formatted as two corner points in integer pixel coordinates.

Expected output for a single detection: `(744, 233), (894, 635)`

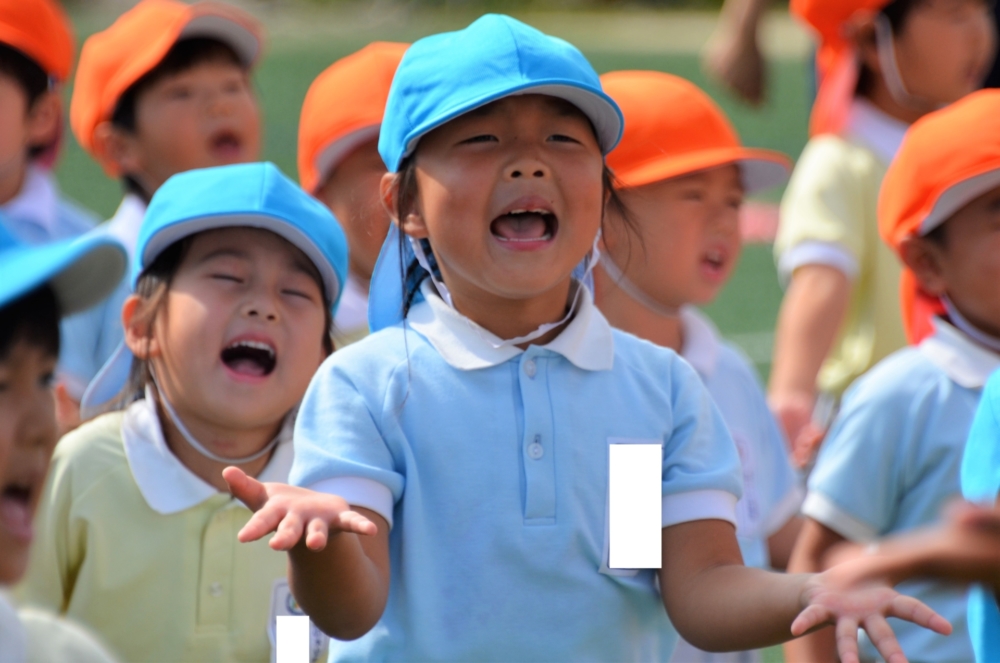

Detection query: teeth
(506, 208), (552, 216)
(495, 234), (553, 243)
(227, 340), (275, 357)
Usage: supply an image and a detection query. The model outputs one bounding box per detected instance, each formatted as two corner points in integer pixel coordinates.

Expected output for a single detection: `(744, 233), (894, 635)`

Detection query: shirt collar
(844, 99), (909, 167)
(680, 306), (720, 380)
(104, 194), (147, 264)
(121, 388), (296, 514)
(0, 166), (58, 242)
(919, 317), (1000, 389)
(408, 279), (614, 371)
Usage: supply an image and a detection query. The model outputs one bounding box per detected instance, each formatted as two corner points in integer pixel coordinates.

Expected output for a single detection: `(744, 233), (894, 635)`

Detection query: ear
(92, 121), (144, 178)
(899, 236), (948, 297)
(25, 91), (60, 149)
(122, 294), (162, 360)
(380, 171), (429, 240)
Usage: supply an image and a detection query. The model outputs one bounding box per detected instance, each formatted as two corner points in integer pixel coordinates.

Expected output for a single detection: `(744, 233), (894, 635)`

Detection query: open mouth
(704, 249), (725, 271)
(220, 339), (276, 377)
(209, 130), (243, 160)
(0, 481), (33, 541)
(490, 208), (558, 244)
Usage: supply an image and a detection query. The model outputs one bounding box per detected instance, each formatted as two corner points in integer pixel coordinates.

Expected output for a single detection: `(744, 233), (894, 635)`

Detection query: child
(770, 0), (995, 465)
(299, 42), (407, 346)
(0, 222), (126, 661)
(18, 162), (348, 663)
(786, 89), (1000, 662)
(71, 0), (264, 421)
(595, 70), (801, 663)
(225, 16), (949, 662)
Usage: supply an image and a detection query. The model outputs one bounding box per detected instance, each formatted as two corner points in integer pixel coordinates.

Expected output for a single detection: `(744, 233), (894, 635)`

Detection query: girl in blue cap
(18, 162), (347, 663)
(226, 16), (949, 662)
(0, 222), (124, 662)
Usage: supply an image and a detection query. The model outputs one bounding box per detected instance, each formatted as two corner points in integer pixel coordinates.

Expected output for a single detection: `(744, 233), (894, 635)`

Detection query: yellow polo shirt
(17, 396), (325, 662)
(775, 127), (907, 397)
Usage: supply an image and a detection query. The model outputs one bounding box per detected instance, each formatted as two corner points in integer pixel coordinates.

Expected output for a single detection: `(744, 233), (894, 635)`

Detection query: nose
(242, 291), (279, 323)
(505, 155), (550, 181)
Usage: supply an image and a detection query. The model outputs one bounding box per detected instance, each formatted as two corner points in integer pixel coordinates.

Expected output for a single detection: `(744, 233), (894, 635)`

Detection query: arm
(768, 515), (804, 571)
(702, 0), (769, 105)
(768, 265), (851, 465)
(224, 467), (390, 640)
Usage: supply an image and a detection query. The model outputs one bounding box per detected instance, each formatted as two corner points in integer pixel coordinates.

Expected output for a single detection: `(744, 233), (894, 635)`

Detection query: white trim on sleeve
(778, 241), (859, 283)
(801, 491), (878, 543)
(662, 489), (739, 528)
(309, 476), (395, 529)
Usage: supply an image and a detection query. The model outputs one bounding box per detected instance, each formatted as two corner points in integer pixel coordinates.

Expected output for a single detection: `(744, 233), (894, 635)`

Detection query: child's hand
(223, 467), (378, 552)
(792, 566), (951, 663)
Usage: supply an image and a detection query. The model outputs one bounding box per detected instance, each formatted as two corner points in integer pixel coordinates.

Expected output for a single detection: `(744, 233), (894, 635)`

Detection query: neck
(348, 263), (371, 290)
(863, 80), (927, 126)
(593, 266), (684, 352)
(0, 161), (27, 207)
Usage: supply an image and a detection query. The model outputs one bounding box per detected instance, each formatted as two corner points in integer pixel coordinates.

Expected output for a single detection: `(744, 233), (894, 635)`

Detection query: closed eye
(460, 134), (498, 145)
(282, 288), (316, 301)
(548, 134), (581, 144)
(211, 273), (243, 283)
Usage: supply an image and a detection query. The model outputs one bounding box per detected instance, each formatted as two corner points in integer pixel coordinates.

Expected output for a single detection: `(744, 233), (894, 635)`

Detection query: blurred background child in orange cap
(61, 0), (264, 431)
(298, 41), (407, 347)
(768, 0), (995, 471)
(786, 89), (1000, 663)
(596, 69), (798, 663)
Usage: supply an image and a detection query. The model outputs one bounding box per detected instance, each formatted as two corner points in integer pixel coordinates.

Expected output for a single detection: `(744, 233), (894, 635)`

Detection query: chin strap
(148, 370), (281, 465)
(874, 15), (942, 115)
(599, 253), (680, 319)
(942, 295), (1000, 353)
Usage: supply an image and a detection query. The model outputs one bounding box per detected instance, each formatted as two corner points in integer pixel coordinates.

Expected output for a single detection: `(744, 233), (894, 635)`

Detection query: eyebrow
(196, 248), (251, 264)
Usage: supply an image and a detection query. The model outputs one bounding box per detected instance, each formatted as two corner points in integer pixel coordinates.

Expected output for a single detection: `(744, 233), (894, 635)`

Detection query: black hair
(924, 218), (951, 247)
(110, 37), (246, 201)
(0, 285), (60, 362)
(0, 43), (52, 160)
(856, 0), (929, 97)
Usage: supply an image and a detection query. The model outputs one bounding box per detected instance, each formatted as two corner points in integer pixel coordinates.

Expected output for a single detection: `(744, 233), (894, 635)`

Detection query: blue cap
(378, 14), (623, 173)
(82, 162), (348, 415)
(0, 219), (127, 316)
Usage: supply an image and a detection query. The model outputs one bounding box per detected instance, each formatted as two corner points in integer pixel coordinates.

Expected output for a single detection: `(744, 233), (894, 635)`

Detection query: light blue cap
(82, 162), (348, 414)
(377, 14), (623, 173)
(0, 219), (126, 316)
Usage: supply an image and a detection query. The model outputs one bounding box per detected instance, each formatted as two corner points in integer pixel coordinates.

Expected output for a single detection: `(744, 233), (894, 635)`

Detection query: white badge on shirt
(268, 578), (329, 663)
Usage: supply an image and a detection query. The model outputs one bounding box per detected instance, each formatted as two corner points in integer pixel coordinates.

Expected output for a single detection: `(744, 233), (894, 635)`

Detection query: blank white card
(609, 443), (662, 569)
(276, 616), (310, 663)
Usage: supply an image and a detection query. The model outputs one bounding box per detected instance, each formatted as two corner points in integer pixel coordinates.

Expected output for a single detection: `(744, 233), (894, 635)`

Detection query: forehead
(184, 227), (315, 272)
(462, 93), (591, 123)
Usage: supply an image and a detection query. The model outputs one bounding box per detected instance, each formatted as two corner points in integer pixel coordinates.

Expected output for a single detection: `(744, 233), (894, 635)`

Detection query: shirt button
(208, 582), (223, 597)
(527, 437), (544, 460)
(524, 359), (537, 378)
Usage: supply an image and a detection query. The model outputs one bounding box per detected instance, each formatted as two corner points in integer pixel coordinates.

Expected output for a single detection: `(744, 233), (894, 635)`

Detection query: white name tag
(609, 442), (662, 569)
(268, 579), (329, 663)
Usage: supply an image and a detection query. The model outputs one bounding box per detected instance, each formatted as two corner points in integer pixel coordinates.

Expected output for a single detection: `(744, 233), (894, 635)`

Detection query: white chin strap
(874, 14), (943, 114)
(149, 369), (280, 465)
(599, 253), (680, 319)
(412, 233), (603, 349)
(943, 295), (1000, 353)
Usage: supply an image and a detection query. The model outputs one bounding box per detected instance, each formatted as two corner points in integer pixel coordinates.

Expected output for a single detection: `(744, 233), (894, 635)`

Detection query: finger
(791, 604), (831, 636)
(305, 518), (329, 551)
(223, 466), (269, 511)
(887, 595), (953, 635)
(270, 511), (306, 551)
(835, 617), (861, 663)
(237, 504), (287, 543)
(862, 615), (906, 663)
(334, 510), (378, 537)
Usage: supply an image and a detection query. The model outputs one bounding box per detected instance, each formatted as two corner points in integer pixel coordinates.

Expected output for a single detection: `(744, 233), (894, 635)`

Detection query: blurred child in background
(596, 70), (801, 663)
(787, 89), (1000, 663)
(0, 222), (125, 662)
(298, 42), (407, 346)
(70, 0), (264, 425)
(770, 0), (995, 466)
(18, 163), (347, 663)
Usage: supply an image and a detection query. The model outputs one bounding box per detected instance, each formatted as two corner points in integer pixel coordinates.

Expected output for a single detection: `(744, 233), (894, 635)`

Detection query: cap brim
(181, 11), (261, 67)
(1, 233), (127, 316)
(921, 167), (1000, 235)
(613, 147), (791, 194)
(311, 124), (381, 193)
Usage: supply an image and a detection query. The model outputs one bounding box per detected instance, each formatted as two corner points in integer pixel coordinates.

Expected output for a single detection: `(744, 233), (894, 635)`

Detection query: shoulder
(611, 327), (686, 375)
(842, 347), (948, 405)
(50, 412), (129, 489)
(20, 607), (117, 663)
(793, 134), (880, 175)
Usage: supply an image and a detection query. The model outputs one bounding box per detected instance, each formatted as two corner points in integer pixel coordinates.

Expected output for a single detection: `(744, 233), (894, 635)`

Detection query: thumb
(223, 466), (269, 511)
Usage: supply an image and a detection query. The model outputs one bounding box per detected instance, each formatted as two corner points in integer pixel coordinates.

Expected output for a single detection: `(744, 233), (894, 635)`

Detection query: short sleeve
(21, 608), (118, 663)
(289, 356), (405, 526)
(661, 356), (743, 528)
(962, 369), (1000, 504)
(775, 135), (872, 275)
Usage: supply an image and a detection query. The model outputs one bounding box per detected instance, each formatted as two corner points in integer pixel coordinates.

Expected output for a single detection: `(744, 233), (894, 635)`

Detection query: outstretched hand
(792, 566), (951, 663)
(223, 466), (378, 551)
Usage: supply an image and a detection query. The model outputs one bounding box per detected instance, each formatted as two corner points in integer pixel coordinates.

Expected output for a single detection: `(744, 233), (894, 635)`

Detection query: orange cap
(71, 0), (263, 176)
(791, 0), (890, 136)
(0, 0), (74, 81)
(298, 42), (408, 194)
(879, 89), (1000, 343)
(600, 70), (790, 193)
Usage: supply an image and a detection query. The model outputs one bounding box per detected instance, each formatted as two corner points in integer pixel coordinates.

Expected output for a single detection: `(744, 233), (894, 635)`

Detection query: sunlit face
(121, 59), (261, 194)
(131, 228), (327, 443)
(603, 164), (744, 308)
(894, 0), (996, 105)
(0, 342), (57, 584)
(391, 94), (605, 309)
(0, 72), (57, 203)
(316, 138), (390, 282)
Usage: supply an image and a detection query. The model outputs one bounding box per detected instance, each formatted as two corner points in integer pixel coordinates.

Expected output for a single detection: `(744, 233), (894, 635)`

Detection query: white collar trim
(1, 166), (58, 237)
(408, 279), (614, 371)
(121, 390), (295, 514)
(844, 99), (909, 167)
(919, 317), (1000, 389)
(680, 307), (720, 379)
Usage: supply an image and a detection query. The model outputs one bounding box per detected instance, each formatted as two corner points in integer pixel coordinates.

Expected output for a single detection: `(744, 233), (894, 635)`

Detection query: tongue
(492, 214), (549, 241)
(0, 496), (33, 541)
(227, 358), (267, 377)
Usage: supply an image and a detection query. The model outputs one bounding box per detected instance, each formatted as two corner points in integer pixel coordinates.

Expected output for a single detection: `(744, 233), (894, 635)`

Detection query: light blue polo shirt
(291, 280), (743, 662)
(961, 368), (1000, 663)
(804, 318), (999, 662)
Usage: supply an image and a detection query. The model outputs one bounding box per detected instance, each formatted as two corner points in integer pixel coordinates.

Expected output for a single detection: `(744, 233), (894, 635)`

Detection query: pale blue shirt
(291, 281), (743, 662)
(961, 368), (1000, 663)
(804, 318), (998, 662)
